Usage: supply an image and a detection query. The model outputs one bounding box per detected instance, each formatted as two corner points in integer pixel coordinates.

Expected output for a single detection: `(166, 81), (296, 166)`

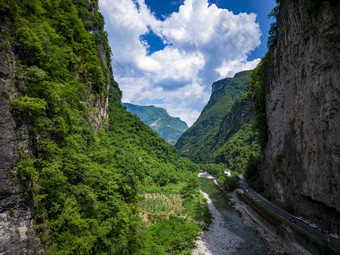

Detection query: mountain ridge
(123, 103), (188, 145)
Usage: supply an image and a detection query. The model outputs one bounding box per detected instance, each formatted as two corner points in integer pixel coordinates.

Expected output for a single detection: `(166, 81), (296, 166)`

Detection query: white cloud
(99, 0), (261, 126)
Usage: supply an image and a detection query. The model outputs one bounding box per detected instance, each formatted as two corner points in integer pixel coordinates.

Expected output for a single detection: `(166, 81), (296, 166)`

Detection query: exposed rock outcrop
(0, 37), (40, 255)
(263, 0), (340, 231)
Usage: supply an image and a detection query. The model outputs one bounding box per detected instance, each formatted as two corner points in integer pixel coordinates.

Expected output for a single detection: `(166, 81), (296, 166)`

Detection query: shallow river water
(200, 176), (269, 255)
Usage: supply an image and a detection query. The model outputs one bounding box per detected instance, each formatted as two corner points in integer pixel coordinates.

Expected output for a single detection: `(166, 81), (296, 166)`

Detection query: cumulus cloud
(99, 0), (261, 126)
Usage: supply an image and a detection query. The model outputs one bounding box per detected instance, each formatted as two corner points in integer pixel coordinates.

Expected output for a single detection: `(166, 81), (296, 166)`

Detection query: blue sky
(143, 0), (275, 59)
(99, 0), (276, 126)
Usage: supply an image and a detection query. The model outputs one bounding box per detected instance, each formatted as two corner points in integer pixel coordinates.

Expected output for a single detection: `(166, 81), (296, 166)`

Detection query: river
(194, 175), (269, 255)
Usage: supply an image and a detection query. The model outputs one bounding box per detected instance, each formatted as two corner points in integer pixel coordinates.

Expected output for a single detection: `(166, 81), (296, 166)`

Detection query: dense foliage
(1, 0), (204, 254)
(244, 155), (264, 192)
(241, 53), (269, 192)
(142, 215), (200, 255)
(212, 95), (260, 173)
(123, 103), (188, 145)
(248, 53), (269, 148)
(199, 163), (226, 179)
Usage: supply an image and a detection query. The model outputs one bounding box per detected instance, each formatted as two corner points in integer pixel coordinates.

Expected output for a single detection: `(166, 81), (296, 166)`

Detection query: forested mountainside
(250, 0), (340, 232)
(211, 94), (260, 173)
(176, 71), (250, 159)
(175, 71), (260, 173)
(0, 1), (205, 254)
(122, 103), (188, 145)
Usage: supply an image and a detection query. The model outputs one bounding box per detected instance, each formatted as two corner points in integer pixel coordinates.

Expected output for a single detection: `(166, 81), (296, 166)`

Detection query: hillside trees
(1, 0), (202, 253)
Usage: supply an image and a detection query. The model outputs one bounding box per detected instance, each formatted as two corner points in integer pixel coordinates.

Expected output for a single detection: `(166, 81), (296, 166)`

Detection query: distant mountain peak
(122, 103), (188, 145)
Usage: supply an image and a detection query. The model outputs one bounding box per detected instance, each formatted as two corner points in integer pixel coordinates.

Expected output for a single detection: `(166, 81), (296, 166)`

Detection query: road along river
(193, 173), (277, 255)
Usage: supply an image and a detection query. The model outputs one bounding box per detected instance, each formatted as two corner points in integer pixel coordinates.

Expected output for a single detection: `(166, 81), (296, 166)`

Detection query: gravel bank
(192, 191), (244, 255)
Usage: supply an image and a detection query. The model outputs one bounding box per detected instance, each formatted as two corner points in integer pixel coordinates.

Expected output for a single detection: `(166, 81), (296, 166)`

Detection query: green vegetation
(176, 71), (260, 176)
(222, 175), (241, 191)
(140, 193), (185, 226)
(244, 155), (264, 192)
(240, 53), (270, 192)
(140, 177), (211, 254)
(1, 0), (205, 254)
(212, 95), (260, 173)
(214, 121), (259, 173)
(141, 215), (200, 255)
(267, 3), (280, 48)
(176, 71), (252, 162)
(123, 103), (188, 145)
(248, 53), (269, 148)
(200, 163), (225, 178)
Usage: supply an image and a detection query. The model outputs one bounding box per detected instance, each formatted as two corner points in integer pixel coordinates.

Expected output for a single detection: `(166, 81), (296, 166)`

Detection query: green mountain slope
(175, 71), (260, 173)
(175, 71), (252, 162)
(122, 103), (188, 145)
(0, 1), (203, 254)
(212, 94), (260, 173)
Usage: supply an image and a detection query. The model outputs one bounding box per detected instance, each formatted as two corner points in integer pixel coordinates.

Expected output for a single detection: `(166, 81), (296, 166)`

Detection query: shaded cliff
(263, 0), (340, 231)
(122, 103), (188, 145)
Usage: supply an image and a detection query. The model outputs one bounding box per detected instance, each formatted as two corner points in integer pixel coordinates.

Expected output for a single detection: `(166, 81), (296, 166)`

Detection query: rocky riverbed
(192, 191), (244, 255)
(193, 173), (289, 255)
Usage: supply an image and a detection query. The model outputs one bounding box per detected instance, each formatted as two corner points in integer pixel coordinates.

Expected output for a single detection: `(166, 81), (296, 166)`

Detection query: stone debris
(192, 191), (244, 255)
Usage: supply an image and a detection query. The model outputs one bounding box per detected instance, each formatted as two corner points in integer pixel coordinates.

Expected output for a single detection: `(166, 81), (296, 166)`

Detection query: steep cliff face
(0, 37), (41, 255)
(74, 0), (114, 129)
(264, 0), (340, 230)
(0, 1), (112, 253)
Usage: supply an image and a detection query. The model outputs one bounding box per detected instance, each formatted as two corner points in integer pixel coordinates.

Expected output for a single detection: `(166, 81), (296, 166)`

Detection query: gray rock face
(0, 39), (41, 254)
(87, 43), (111, 130)
(263, 0), (340, 231)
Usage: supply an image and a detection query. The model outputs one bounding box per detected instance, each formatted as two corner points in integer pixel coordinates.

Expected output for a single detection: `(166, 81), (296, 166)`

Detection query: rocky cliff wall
(264, 0), (340, 231)
(0, 37), (41, 255)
